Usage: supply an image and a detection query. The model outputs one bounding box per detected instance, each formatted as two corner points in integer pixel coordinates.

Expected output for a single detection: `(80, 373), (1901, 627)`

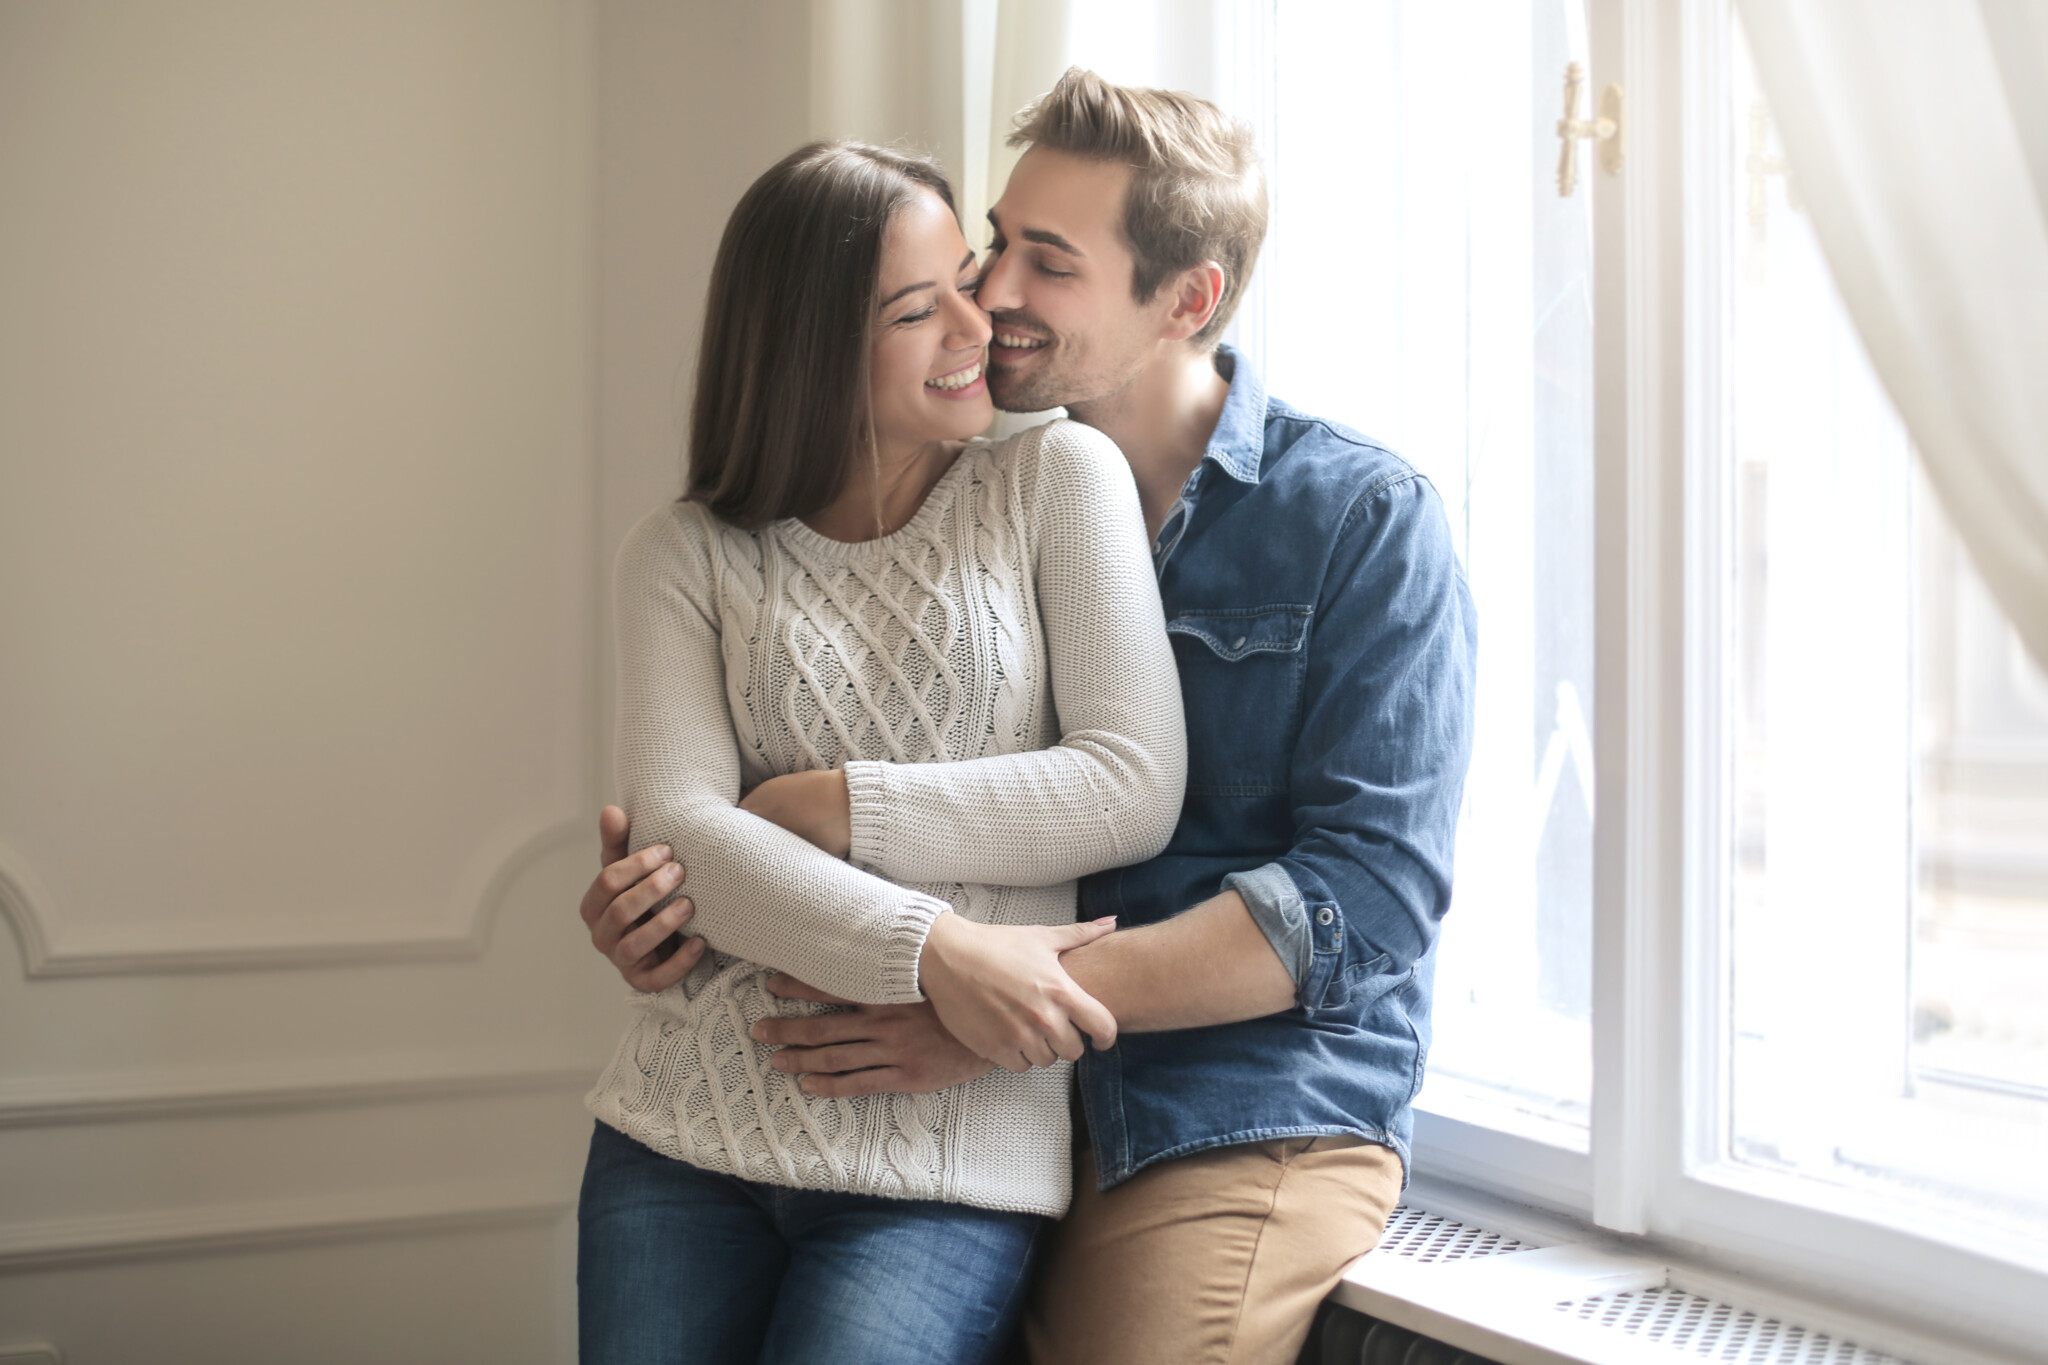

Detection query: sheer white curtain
(1735, 0), (2048, 668)
(806, 0), (1072, 233)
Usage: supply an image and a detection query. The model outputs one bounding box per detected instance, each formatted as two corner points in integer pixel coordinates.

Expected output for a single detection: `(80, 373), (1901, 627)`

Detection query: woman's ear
(1164, 261), (1227, 341)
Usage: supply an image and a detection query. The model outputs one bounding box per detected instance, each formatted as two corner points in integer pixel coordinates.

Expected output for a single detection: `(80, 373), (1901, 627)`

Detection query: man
(580, 69), (1475, 1365)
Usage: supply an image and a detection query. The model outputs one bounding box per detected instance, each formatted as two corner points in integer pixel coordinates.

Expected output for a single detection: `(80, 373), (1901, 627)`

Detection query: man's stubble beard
(987, 330), (1150, 416)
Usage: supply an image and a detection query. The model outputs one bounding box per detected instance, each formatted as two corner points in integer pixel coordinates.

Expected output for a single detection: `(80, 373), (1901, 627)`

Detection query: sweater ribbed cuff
(843, 760), (893, 874)
(880, 893), (948, 1004)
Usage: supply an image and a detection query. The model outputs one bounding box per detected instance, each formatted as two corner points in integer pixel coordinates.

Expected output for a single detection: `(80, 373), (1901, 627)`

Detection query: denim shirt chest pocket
(1165, 604), (1313, 797)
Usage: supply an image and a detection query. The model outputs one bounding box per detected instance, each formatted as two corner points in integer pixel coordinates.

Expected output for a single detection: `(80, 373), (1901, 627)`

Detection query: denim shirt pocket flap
(1165, 605), (1313, 662)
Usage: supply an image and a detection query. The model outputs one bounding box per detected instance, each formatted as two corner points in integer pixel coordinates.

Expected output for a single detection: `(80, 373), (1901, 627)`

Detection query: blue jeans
(577, 1121), (1046, 1365)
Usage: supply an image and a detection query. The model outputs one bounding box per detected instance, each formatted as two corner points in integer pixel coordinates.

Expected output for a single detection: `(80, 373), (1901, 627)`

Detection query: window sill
(1411, 1088), (1591, 1219)
(1334, 1177), (2035, 1365)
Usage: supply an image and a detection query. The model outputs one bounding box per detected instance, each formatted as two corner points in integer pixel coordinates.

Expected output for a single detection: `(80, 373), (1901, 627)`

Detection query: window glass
(1723, 20), (2048, 1252)
(1260, 0), (1597, 1135)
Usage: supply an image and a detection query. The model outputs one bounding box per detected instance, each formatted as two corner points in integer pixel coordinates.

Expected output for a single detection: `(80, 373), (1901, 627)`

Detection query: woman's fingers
(1043, 916), (1118, 952)
(1064, 981), (1119, 1052)
(1044, 1013), (1088, 1064)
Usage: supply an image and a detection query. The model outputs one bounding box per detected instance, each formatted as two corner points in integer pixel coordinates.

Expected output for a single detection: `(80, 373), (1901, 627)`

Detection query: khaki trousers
(1020, 1135), (1403, 1365)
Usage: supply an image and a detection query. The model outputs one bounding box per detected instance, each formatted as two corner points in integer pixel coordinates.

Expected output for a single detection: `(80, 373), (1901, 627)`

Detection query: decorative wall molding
(0, 1178), (573, 1274)
(0, 1052), (599, 1130)
(0, 817), (585, 978)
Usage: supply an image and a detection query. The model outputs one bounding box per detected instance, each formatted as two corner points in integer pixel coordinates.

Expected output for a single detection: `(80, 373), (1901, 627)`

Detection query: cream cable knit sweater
(586, 420), (1186, 1217)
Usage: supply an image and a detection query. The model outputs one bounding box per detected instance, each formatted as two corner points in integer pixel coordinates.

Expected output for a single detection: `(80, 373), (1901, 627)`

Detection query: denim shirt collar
(1150, 346), (1269, 572)
(1203, 344), (1268, 486)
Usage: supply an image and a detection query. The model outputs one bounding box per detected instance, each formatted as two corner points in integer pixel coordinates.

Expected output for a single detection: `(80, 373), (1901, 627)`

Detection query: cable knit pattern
(586, 419), (1186, 1217)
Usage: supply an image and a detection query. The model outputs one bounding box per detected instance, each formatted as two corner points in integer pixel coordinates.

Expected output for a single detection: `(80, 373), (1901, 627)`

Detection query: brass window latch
(1747, 96), (1799, 235)
(1556, 61), (1625, 197)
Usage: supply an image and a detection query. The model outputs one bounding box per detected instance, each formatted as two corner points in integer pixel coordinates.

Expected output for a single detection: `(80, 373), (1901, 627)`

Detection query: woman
(577, 141), (1185, 1364)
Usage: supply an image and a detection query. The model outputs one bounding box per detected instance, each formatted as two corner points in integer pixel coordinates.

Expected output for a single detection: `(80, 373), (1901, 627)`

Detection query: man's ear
(1161, 261), (1227, 342)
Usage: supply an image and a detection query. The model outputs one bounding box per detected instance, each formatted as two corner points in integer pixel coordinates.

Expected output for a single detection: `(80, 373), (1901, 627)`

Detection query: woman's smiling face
(868, 188), (994, 457)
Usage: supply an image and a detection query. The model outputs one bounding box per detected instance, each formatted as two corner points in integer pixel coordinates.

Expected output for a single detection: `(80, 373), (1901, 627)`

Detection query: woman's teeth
(926, 360), (983, 391)
(993, 333), (1049, 350)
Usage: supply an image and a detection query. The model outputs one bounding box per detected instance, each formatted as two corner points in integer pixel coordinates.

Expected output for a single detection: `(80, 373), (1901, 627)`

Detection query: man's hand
(581, 805), (707, 993)
(738, 769), (852, 859)
(751, 974), (996, 1097)
(917, 913), (1121, 1072)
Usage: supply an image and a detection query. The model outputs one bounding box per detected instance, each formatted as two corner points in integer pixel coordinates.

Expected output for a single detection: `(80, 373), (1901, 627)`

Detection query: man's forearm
(1059, 890), (1296, 1032)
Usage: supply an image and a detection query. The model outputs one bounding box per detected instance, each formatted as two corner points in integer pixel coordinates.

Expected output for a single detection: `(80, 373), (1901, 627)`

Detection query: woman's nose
(946, 291), (992, 349)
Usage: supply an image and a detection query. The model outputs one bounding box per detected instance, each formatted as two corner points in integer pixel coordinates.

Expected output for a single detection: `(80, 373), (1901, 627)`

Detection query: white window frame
(1395, 0), (2048, 1356)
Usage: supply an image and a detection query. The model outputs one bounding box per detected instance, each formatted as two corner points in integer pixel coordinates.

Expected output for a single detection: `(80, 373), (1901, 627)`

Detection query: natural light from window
(1724, 21), (2048, 1261)
(1256, 0), (1597, 1140)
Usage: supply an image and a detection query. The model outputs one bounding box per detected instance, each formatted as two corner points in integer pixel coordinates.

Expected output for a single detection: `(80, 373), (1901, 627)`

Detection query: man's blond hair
(1008, 67), (1266, 346)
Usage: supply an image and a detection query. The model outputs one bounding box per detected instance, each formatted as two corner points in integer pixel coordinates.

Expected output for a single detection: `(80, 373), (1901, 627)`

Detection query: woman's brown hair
(685, 141), (955, 529)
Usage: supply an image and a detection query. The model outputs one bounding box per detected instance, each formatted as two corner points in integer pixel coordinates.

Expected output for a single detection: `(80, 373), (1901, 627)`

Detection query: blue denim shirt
(1076, 347), (1477, 1188)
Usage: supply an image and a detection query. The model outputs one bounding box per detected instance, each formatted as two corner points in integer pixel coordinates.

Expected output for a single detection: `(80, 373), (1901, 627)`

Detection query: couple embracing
(574, 68), (1477, 1365)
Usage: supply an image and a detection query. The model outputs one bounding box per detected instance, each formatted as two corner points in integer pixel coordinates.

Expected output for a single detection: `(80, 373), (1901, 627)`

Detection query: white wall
(0, 2), (810, 1359)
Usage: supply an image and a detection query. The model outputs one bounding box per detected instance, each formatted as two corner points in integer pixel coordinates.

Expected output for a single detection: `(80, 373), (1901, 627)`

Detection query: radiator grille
(1376, 1205), (1530, 1262)
(1558, 1287), (1907, 1365)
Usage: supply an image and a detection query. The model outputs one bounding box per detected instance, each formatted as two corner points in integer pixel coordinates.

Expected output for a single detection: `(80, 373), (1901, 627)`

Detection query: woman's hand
(916, 913), (1120, 1072)
(739, 769), (852, 858)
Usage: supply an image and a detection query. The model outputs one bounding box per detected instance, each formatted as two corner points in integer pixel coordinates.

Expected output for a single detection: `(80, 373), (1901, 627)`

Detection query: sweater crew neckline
(770, 437), (994, 562)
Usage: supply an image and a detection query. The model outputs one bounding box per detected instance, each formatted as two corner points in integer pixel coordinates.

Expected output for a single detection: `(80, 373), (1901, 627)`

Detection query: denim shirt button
(1315, 906), (1335, 926)
(1231, 636), (1247, 650)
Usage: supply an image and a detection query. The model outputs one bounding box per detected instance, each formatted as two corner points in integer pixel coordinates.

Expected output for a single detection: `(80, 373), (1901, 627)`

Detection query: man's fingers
(582, 845), (678, 929)
(615, 897), (693, 965)
(624, 934), (704, 993)
(797, 1068), (907, 1099)
(763, 974), (855, 1006)
(602, 845), (679, 898)
(753, 1012), (873, 1049)
(598, 805), (629, 868)
(771, 1042), (885, 1075)
(597, 861), (686, 945)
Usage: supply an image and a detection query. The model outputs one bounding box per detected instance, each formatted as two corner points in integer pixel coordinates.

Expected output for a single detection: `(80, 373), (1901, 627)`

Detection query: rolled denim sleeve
(1266, 472), (1476, 1010)
(1224, 862), (1313, 985)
